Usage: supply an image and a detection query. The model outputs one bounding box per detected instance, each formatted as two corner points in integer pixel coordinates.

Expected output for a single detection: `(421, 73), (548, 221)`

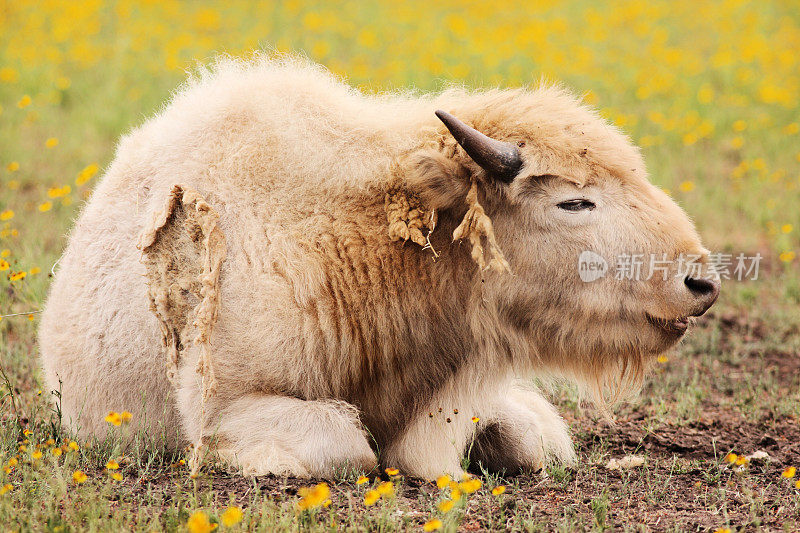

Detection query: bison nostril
(684, 276), (720, 316)
(684, 276), (720, 298)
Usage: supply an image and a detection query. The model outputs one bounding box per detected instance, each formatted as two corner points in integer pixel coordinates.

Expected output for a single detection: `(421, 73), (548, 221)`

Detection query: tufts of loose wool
(138, 184), (226, 476)
(452, 181), (510, 273)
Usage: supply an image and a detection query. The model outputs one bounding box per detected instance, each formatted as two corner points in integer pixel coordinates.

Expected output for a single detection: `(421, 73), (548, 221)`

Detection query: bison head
(407, 86), (719, 399)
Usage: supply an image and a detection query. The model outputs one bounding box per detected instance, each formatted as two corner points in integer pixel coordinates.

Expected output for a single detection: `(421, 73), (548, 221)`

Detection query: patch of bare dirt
(581, 409), (800, 465)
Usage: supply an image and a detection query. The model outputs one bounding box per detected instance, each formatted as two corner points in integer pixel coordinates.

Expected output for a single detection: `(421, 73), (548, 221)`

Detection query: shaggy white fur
(39, 54), (716, 479)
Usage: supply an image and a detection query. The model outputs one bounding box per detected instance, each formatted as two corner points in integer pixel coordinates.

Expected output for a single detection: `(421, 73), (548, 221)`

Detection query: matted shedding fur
(138, 185), (226, 474)
(384, 190), (436, 249)
(38, 53), (715, 480)
(452, 181), (510, 274)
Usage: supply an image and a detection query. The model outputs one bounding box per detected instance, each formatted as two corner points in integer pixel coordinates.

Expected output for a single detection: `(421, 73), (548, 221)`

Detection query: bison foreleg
(383, 379), (488, 480)
(207, 394), (377, 478)
(468, 385), (575, 475)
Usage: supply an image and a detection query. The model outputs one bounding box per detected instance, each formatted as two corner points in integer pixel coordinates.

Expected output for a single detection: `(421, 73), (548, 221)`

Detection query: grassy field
(1, 1), (799, 530)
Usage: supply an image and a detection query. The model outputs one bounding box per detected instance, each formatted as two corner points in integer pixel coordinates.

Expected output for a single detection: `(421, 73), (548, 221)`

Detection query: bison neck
(280, 195), (499, 446)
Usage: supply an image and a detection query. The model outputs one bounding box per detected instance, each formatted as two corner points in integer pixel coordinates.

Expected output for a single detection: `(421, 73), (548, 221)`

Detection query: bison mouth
(646, 314), (691, 335)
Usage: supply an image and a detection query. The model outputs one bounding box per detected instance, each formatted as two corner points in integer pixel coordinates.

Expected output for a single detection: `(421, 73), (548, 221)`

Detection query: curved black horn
(435, 110), (523, 183)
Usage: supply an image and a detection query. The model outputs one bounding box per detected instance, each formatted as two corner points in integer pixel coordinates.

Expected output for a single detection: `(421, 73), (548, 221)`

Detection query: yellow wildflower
(0, 210), (13, 221)
(0, 260), (8, 271)
(220, 506), (243, 527)
(783, 123), (799, 135)
(0, 484), (12, 495)
(782, 224), (793, 234)
(0, 67), (18, 82)
(713, 529), (731, 533)
(38, 201), (53, 212)
(356, 475), (368, 485)
(47, 186), (71, 198)
(17, 95), (31, 108)
(120, 411), (133, 423)
(45, 137), (59, 148)
(30, 267), (41, 275)
(385, 467), (399, 476)
(105, 411), (122, 426)
(471, 416), (479, 423)
(679, 181), (695, 192)
(106, 460), (119, 470)
(735, 456), (749, 466)
(459, 478), (481, 494)
(436, 475), (451, 489)
(186, 511), (217, 533)
(657, 354), (668, 364)
(376, 481), (394, 496)
(72, 470), (87, 484)
(782, 466), (796, 478)
(7, 458), (17, 468)
(76, 163), (99, 185)
(364, 489), (380, 506)
(437, 499), (454, 512)
(31, 451), (42, 460)
(724, 453), (737, 464)
(423, 518), (442, 531)
(9, 271), (26, 281)
(68, 441), (79, 451)
(51, 447), (62, 457)
(732, 120), (746, 132)
(297, 482), (330, 511)
(6, 162), (19, 172)
(110, 472), (123, 481)
(780, 251), (795, 263)
(492, 485), (506, 495)
(697, 84), (714, 104)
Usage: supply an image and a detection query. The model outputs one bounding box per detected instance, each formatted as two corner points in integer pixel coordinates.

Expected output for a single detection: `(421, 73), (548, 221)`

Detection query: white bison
(39, 55), (719, 479)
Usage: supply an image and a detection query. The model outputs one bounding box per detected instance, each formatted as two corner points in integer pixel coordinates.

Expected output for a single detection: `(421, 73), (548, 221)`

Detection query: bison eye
(557, 199), (596, 212)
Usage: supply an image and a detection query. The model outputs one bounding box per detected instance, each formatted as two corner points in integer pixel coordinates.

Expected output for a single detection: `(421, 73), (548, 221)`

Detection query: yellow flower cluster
(423, 473), (499, 528)
(0, 0), (797, 277)
(104, 410), (133, 426)
(723, 452), (749, 467)
(364, 480), (395, 506)
(183, 506), (243, 532)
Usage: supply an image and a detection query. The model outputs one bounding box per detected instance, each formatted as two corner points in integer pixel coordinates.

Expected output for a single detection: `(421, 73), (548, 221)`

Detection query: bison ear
(402, 147), (472, 210)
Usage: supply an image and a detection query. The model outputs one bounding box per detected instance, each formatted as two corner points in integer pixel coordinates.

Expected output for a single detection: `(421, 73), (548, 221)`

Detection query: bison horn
(435, 110), (523, 183)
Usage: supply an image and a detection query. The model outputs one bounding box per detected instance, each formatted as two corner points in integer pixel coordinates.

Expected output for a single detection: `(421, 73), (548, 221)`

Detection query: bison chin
(525, 313), (687, 408)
